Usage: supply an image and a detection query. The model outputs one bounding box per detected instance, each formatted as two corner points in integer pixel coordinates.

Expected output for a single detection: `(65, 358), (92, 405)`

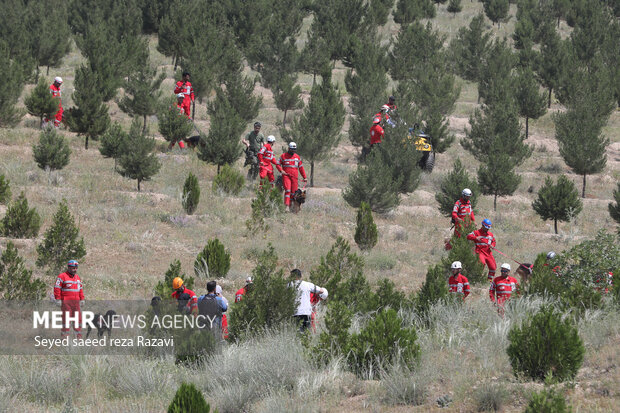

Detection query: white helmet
(267, 135), (276, 143)
(451, 261), (462, 270)
(176, 93), (184, 99)
(500, 263), (511, 271)
(54, 76), (63, 84)
(288, 142), (297, 150)
(319, 288), (328, 300)
(245, 276), (253, 284)
(462, 188), (472, 197)
(546, 251), (556, 260)
(381, 104), (390, 113)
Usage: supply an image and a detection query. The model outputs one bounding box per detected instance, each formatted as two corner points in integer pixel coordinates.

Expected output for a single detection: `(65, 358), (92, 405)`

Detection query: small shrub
(373, 278), (408, 311)
(0, 242), (46, 300)
(194, 238), (231, 278)
(507, 306), (585, 382)
(182, 172), (200, 215)
(168, 382), (211, 413)
(524, 388), (571, 413)
(347, 308), (420, 378)
(245, 184), (284, 234)
(354, 201), (378, 251)
(212, 164), (244, 195)
(25, 78), (59, 125)
(415, 264), (449, 319)
(380, 363), (428, 406)
(474, 382), (508, 412)
(536, 162), (562, 174)
(532, 175), (582, 234)
(0, 174), (11, 204)
(154, 259), (195, 298)
(35, 199), (86, 276)
(99, 122), (128, 171)
(32, 128), (71, 171)
(1, 192), (41, 238)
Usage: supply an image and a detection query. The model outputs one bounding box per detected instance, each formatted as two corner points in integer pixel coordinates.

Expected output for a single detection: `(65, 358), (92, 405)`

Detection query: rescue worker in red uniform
(54, 260), (84, 338)
(376, 104), (395, 128)
(448, 261), (470, 299)
(467, 219), (497, 281)
(235, 277), (253, 303)
(276, 142), (307, 208)
(171, 277), (198, 316)
(48, 76), (63, 127)
(452, 188), (475, 237)
(257, 135), (278, 186)
(174, 71), (194, 119)
(490, 263), (519, 315)
(370, 116), (384, 149)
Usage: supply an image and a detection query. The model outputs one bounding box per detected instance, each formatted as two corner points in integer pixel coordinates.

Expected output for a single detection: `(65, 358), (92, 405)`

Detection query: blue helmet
(68, 260), (79, 267)
(482, 219), (492, 229)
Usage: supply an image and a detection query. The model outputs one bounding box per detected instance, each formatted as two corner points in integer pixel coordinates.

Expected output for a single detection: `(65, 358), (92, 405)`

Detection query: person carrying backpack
(198, 281), (227, 339)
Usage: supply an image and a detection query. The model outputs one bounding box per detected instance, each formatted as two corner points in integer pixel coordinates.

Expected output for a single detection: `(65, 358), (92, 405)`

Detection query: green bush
(507, 306), (585, 382)
(474, 382), (508, 412)
(415, 264), (449, 319)
(0, 174), (11, 204)
(182, 172), (200, 215)
(524, 388), (571, 413)
(25, 78), (59, 125)
(32, 128), (71, 171)
(435, 158), (480, 217)
(212, 164), (244, 196)
(35, 199), (86, 276)
(311, 300), (353, 364)
(245, 183), (284, 234)
(347, 308), (420, 377)
(0, 242), (46, 300)
(373, 278), (408, 312)
(354, 201), (378, 251)
(1, 192), (41, 238)
(167, 382), (211, 413)
(99, 122), (128, 171)
(444, 220), (485, 284)
(154, 259), (195, 299)
(194, 238), (231, 279)
(227, 245), (296, 341)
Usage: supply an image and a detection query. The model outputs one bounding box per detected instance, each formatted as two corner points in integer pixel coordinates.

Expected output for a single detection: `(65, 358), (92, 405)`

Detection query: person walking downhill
(467, 219), (497, 281)
(452, 188), (475, 237)
(448, 261), (470, 300)
(276, 142), (307, 210)
(53, 260), (84, 338)
(489, 263), (519, 316)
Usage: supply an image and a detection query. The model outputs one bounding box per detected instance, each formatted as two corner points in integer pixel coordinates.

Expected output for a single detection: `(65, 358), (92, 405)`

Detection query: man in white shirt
(289, 269), (327, 332)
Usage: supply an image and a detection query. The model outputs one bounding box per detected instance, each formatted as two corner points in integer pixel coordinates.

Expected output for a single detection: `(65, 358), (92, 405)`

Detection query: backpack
(198, 294), (222, 335)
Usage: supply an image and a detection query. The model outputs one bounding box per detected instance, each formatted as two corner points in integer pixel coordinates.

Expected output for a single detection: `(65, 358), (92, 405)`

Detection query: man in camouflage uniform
(242, 121), (264, 180)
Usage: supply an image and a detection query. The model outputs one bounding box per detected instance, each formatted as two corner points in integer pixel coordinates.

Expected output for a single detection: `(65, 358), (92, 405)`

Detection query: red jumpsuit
(490, 275), (519, 314)
(54, 271), (84, 338)
(49, 83), (63, 127)
(174, 81), (194, 119)
(448, 273), (470, 299)
(370, 123), (384, 145)
(171, 288), (198, 314)
(467, 229), (496, 280)
(235, 287), (247, 303)
(452, 197), (475, 237)
(276, 152), (307, 207)
(257, 143), (278, 184)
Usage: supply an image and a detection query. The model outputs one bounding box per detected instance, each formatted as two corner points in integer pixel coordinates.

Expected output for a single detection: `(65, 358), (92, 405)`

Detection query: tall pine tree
(532, 175), (582, 234)
(514, 66), (547, 138)
(449, 13), (491, 86)
(117, 119), (161, 191)
(0, 40), (25, 128)
(25, 78), (58, 126)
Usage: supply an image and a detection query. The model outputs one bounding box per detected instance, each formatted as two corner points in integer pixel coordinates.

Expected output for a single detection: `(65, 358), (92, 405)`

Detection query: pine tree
(390, 21), (445, 83)
(25, 78), (59, 126)
(299, 28), (331, 85)
(478, 38), (516, 106)
(394, 0), (436, 25)
(525, 388), (571, 413)
(273, 74), (303, 129)
(447, 0), (462, 15)
(554, 84), (611, 198)
(117, 120), (161, 191)
(0, 242), (46, 300)
(0, 175), (11, 205)
(194, 238), (231, 279)
(212, 164), (245, 196)
(369, 0), (395, 25)
(0, 40), (25, 128)
(99, 122), (128, 171)
(217, 47), (262, 123)
(609, 183), (620, 229)
(462, 99), (532, 210)
(32, 128), (71, 172)
(435, 158), (480, 217)
(483, 0), (509, 28)
(65, 64), (110, 149)
(1, 192), (41, 238)
(535, 26), (569, 107)
(532, 175), (583, 234)
(27, 0), (71, 80)
(444, 221), (485, 283)
(154, 259), (194, 299)
(354, 202), (378, 251)
(343, 151), (401, 213)
(167, 382), (211, 413)
(449, 13), (492, 85)
(157, 97), (193, 149)
(156, 0), (189, 69)
(197, 91), (245, 174)
(415, 263), (449, 318)
(182, 173), (200, 215)
(376, 124), (423, 194)
(139, 0), (173, 34)
(282, 70), (345, 187)
(118, 56), (166, 133)
(514, 67), (547, 137)
(344, 32), (389, 153)
(35, 199), (86, 276)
